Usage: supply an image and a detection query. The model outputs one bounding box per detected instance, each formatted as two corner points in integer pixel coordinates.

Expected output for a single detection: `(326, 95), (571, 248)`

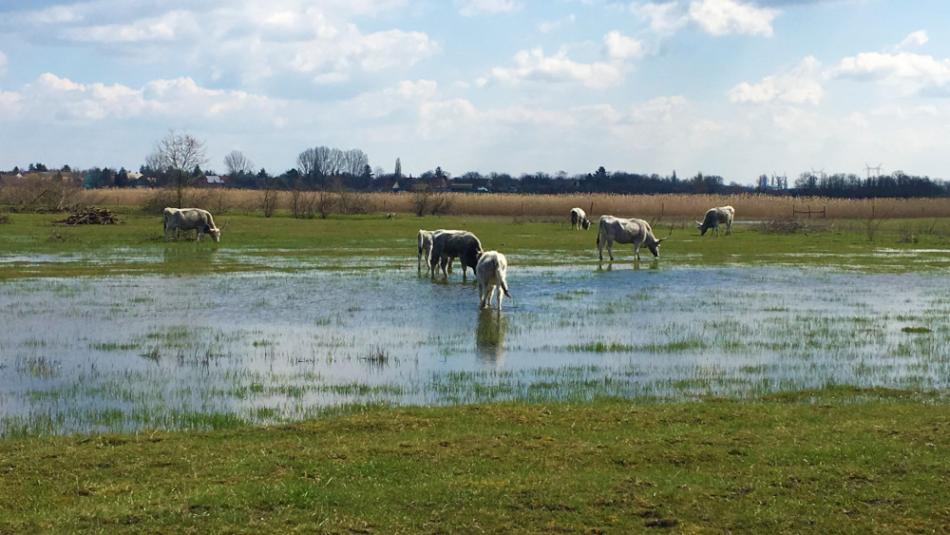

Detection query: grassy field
(1, 389), (948, 533)
(0, 211), (949, 278)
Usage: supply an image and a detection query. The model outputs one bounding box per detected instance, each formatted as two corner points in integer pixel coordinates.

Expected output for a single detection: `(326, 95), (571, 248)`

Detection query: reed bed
(32, 188), (950, 219)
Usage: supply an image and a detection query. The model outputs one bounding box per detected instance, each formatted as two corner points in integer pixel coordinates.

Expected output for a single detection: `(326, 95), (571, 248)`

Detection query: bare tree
(297, 146), (370, 183)
(297, 148), (318, 179)
(147, 131), (207, 208)
(224, 150), (254, 177)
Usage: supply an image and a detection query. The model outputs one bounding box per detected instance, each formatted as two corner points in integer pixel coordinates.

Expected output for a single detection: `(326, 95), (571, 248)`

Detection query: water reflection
(475, 309), (508, 366)
(161, 245), (220, 272)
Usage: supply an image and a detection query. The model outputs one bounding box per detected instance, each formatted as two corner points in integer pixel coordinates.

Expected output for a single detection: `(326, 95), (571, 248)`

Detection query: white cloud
(3, 1), (437, 85)
(835, 51), (950, 96)
(487, 47), (625, 89)
(0, 50), (7, 76)
(63, 10), (197, 43)
(2, 73), (284, 124)
(897, 30), (928, 50)
(603, 31), (644, 60)
(729, 56), (824, 105)
(457, 0), (521, 16)
(347, 79), (439, 119)
(688, 0), (779, 37)
(538, 14), (576, 33)
(632, 2), (689, 34)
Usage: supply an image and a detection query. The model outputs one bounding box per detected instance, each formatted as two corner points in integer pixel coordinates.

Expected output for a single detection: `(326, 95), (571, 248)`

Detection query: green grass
(0, 212), (948, 278)
(1, 390), (948, 533)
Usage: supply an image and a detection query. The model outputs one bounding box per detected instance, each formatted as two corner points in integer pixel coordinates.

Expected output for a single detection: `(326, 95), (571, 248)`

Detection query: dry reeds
(20, 188), (950, 219)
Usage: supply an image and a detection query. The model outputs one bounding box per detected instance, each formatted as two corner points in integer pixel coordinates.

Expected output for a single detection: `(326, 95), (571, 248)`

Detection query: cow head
(582, 217), (591, 230)
(695, 220), (708, 236)
(208, 226), (221, 242)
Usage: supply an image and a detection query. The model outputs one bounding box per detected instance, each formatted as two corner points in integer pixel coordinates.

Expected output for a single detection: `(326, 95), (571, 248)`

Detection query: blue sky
(1, 0), (948, 183)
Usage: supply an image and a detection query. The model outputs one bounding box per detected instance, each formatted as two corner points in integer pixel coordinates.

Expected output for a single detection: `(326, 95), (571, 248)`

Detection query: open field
(2, 393), (949, 533)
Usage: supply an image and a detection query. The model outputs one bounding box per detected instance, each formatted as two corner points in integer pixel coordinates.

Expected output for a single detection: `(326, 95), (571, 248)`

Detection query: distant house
(449, 182), (474, 193)
(391, 181), (401, 193)
(205, 175), (224, 186)
(127, 171), (143, 181)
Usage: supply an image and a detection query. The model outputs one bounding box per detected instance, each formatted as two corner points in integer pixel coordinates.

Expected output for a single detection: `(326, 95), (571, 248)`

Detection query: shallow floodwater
(1, 264), (949, 435)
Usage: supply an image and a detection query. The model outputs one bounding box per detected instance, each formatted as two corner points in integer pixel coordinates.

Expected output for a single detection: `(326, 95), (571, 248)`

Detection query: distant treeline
(7, 156), (949, 199)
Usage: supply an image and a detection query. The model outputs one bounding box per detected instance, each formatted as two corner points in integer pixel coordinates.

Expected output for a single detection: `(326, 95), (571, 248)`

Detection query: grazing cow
(429, 230), (482, 280)
(163, 207), (221, 242)
(596, 215), (665, 262)
(696, 205), (735, 236)
(476, 251), (511, 310)
(570, 207), (591, 230)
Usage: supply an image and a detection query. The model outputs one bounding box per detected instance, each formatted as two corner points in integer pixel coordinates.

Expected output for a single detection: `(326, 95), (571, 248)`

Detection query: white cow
(596, 215), (665, 262)
(476, 251), (511, 310)
(163, 207), (221, 242)
(570, 207), (591, 230)
(417, 229), (436, 273)
(696, 205), (735, 236)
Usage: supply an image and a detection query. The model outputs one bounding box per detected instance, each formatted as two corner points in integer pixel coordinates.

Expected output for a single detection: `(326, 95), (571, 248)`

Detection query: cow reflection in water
(475, 310), (508, 366)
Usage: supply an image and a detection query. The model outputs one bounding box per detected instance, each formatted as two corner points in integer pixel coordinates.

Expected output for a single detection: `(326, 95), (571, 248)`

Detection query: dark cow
(429, 230), (482, 280)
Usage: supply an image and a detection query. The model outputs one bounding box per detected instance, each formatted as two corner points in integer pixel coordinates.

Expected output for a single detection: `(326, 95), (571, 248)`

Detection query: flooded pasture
(1, 262), (949, 436)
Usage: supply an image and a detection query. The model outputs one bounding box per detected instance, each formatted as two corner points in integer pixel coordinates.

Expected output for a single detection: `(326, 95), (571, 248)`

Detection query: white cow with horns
(163, 207), (221, 242)
(596, 215), (666, 262)
(696, 205), (734, 236)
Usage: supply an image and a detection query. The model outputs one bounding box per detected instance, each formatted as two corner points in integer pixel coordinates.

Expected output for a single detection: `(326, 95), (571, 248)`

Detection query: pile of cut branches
(55, 206), (119, 225)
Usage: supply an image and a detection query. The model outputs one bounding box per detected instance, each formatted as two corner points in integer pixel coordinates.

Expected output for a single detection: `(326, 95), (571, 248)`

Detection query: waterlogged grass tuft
(566, 342), (635, 353)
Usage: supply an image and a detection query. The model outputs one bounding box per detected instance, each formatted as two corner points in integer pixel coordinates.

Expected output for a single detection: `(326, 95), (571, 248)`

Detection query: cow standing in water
(417, 230), (436, 273)
(596, 215), (665, 262)
(476, 251), (511, 310)
(570, 207), (591, 230)
(163, 208), (221, 242)
(696, 206), (735, 236)
(429, 230), (483, 281)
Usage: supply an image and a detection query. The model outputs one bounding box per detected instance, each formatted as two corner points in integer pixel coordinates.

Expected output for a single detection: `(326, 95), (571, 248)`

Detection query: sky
(0, 0), (948, 183)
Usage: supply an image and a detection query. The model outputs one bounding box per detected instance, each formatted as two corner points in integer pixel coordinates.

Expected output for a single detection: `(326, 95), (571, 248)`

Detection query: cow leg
(496, 285), (504, 310)
(607, 239), (614, 262)
(634, 243), (640, 262)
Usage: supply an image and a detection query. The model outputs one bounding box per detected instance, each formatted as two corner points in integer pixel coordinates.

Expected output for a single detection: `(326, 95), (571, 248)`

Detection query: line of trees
(6, 133), (950, 198)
